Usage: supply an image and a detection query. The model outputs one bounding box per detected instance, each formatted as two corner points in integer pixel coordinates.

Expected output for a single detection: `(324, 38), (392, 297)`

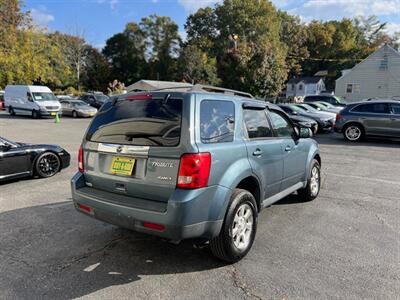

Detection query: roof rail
(191, 84), (254, 99)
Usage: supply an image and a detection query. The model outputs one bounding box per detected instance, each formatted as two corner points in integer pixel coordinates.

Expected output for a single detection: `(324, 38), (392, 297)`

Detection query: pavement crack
(229, 265), (264, 300)
(51, 235), (128, 274)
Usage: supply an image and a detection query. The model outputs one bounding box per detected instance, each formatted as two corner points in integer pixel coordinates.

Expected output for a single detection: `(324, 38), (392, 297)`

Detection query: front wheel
(32, 110), (39, 119)
(297, 159), (321, 202)
(9, 107), (15, 116)
(72, 110), (78, 118)
(35, 152), (61, 178)
(210, 189), (258, 263)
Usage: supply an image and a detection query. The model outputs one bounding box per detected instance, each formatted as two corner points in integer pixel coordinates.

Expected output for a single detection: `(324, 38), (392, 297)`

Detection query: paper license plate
(51, 112), (57, 116)
(110, 156), (135, 176)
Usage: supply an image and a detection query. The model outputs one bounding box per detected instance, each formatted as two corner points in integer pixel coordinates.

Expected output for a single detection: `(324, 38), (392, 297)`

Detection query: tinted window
(243, 109), (272, 139)
(391, 103), (400, 114)
(200, 100), (235, 143)
(86, 97), (182, 146)
(269, 110), (294, 138)
(352, 103), (390, 113)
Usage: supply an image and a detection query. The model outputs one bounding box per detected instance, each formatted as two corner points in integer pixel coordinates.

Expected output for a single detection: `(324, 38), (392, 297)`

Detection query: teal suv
(71, 85), (321, 262)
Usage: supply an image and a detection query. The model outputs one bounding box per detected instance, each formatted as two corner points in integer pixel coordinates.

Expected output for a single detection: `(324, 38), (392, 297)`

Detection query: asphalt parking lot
(0, 111), (399, 300)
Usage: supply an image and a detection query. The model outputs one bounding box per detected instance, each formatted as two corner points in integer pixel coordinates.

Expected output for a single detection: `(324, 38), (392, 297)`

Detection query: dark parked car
(334, 100), (400, 141)
(60, 99), (97, 118)
(278, 104), (335, 132)
(81, 93), (110, 109)
(72, 85), (321, 262)
(0, 136), (70, 181)
(287, 114), (319, 134)
(304, 95), (346, 107)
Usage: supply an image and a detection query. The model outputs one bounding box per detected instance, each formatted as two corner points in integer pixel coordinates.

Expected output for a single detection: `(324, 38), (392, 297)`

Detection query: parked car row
(3, 85), (110, 119)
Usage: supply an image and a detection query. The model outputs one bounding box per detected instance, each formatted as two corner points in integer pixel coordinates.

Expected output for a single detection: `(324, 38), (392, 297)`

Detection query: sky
(25, 0), (400, 49)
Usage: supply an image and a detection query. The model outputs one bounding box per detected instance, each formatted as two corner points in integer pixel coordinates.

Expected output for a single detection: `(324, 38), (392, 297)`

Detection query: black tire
(297, 159), (321, 202)
(72, 110), (78, 118)
(32, 110), (39, 119)
(35, 152), (61, 178)
(210, 189), (258, 263)
(343, 123), (364, 142)
(9, 107), (15, 116)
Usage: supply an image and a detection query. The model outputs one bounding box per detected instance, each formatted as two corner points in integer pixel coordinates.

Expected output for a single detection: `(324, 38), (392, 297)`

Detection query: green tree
(140, 14), (181, 80)
(82, 46), (111, 92)
(279, 11), (309, 77)
(103, 22), (146, 85)
(177, 44), (219, 85)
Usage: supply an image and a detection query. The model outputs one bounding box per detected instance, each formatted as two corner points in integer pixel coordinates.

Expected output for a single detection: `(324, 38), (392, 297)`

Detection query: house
(335, 44), (400, 102)
(285, 77), (326, 98)
(126, 80), (192, 92)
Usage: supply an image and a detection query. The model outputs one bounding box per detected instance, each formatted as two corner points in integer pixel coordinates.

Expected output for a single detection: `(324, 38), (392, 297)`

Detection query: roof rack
(191, 84), (254, 99)
(136, 84), (254, 99)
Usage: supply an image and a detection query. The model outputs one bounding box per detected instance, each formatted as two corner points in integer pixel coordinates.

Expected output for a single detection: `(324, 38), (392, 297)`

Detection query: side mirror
(292, 111), (298, 115)
(299, 127), (313, 138)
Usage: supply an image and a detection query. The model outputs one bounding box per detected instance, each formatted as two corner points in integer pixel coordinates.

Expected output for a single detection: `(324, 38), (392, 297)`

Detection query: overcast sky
(26, 0), (400, 48)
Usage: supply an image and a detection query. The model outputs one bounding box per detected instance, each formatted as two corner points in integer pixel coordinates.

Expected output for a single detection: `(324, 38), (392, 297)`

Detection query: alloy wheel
(231, 203), (254, 251)
(345, 126), (361, 141)
(37, 153), (60, 177)
(310, 166), (320, 197)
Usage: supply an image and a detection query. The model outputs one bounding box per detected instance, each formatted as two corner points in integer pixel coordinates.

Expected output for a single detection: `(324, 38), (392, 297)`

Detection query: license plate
(110, 156), (135, 176)
(51, 112), (57, 116)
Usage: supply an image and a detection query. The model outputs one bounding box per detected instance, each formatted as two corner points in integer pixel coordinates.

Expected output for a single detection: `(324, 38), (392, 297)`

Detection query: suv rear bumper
(71, 172), (227, 240)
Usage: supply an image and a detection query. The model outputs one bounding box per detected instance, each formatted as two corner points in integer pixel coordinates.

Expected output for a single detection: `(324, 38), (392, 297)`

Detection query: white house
(286, 77), (326, 98)
(335, 44), (400, 102)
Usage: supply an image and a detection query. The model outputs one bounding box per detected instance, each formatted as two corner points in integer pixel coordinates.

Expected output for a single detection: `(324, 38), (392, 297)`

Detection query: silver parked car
(60, 100), (97, 118)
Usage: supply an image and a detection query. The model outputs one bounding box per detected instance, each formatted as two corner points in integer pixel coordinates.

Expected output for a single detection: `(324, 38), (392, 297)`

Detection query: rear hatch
(81, 93), (194, 203)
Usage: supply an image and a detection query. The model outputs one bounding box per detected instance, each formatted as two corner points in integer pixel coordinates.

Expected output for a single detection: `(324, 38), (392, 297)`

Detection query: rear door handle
(252, 149), (262, 156)
(285, 145), (292, 152)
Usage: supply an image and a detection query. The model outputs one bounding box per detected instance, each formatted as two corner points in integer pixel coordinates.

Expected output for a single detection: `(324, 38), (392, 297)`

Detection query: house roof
(336, 44), (400, 82)
(126, 80), (192, 92)
(287, 76), (324, 84)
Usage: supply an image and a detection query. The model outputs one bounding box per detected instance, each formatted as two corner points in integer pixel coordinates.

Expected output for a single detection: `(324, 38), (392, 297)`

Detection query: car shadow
(314, 133), (400, 148)
(0, 201), (225, 299)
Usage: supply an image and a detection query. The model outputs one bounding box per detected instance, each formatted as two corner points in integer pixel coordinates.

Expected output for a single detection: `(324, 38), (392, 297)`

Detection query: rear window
(200, 100), (235, 143)
(86, 97), (182, 146)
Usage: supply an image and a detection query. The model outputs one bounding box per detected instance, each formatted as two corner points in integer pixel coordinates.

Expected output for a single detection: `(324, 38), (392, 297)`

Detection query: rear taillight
(78, 145), (84, 173)
(177, 153), (211, 189)
(336, 113), (343, 122)
(143, 222), (165, 232)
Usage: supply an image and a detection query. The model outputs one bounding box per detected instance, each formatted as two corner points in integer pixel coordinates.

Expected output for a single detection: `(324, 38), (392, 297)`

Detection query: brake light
(78, 203), (91, 213)
(78, 145), (84, 173)
(126, 94), (152, 101)
(336, 113), (343, 122)
(143, 222), (165, 232)
(177, 153), (211, 189)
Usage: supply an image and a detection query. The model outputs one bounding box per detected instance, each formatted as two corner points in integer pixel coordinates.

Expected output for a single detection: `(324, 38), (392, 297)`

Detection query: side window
(269, 110), (294, 138)
(353, 103), (389, 113)
(200, 100), (235, 144)
(390, 103), (400, 114)
(243, 109), (273, 139)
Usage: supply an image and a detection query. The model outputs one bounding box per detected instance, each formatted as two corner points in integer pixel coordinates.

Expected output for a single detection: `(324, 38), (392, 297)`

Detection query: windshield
(300, 104), (318, 113)
(289, 105), (303, 112)
(334, 96), (346, 104)
(32, 92), (58, 102)
(95, 95), (109, 103)
(86, 97), (182, 147)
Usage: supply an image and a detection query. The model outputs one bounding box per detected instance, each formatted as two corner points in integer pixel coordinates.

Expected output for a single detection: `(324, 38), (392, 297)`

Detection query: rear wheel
(9, 107), (15, 116)
(343, 124), (364, 141)
(210, 189), (257, 263)
(297, 159), (320, 202)
(35, 152), (61, 178)
(72, 110), (78, 118)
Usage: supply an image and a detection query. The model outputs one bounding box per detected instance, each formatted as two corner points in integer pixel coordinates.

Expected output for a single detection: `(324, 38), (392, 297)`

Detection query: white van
(4, 85), (61, 118)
